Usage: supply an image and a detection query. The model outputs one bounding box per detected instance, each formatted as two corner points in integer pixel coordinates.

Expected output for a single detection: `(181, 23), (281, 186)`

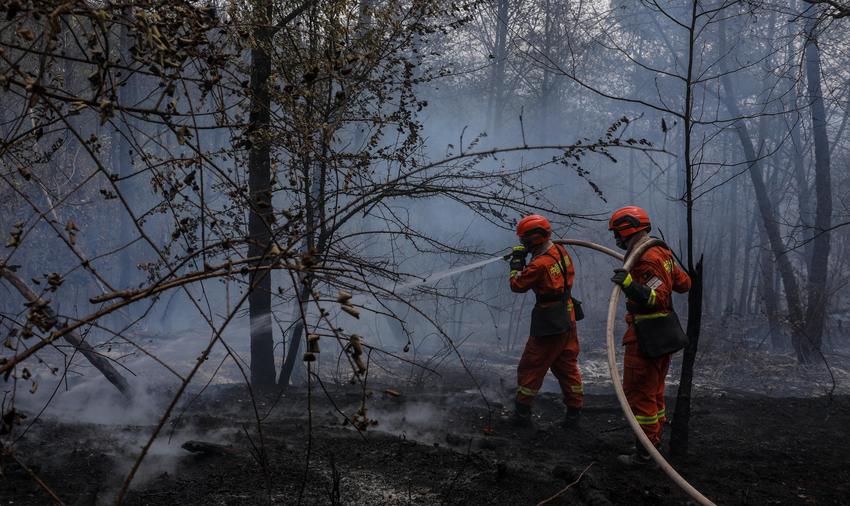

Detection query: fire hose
(553, 238), (715, 506)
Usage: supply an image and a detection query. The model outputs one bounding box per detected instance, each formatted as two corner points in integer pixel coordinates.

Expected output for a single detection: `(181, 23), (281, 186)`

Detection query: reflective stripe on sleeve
(570, 384), (584, 393)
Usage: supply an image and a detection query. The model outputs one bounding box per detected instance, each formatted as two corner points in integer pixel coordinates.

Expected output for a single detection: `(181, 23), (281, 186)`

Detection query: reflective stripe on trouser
(622, 340), (671, 445)
(516, 328), (583, 409)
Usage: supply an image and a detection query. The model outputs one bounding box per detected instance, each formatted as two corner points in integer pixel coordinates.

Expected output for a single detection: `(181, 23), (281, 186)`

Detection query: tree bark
(112, 19), (137, 293)
(723, 172), (739, 314)
(247, 0), (276, 386)
(757, 219), (783, 349)
(278, 283), (310, 387)
(670, 259), (702, 457)
(790, 111), (813, 264)
(801, 15), (833, 353)
(737, 207), (756, 316)
(486, 0), (509, 135)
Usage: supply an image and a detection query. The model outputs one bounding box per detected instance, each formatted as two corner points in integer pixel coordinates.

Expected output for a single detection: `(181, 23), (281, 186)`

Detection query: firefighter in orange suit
(508, 214), (583, 428)
(608, 206), (691, 465)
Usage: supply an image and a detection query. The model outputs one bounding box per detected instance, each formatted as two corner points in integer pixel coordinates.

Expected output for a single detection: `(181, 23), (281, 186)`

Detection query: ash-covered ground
(3, 335), (850, 505)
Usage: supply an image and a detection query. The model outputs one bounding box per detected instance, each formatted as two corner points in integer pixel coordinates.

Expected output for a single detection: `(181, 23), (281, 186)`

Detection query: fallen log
(0, 268), (131, 397)
(181, 440), (240, 456)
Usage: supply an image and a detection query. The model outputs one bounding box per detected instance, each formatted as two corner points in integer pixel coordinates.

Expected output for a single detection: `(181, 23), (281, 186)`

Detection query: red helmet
(516, 214), (552, 246)
(608, 206), (651, 239)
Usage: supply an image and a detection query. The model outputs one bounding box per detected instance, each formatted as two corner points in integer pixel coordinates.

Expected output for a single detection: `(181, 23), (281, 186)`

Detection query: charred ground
(3, 351), (849, 505)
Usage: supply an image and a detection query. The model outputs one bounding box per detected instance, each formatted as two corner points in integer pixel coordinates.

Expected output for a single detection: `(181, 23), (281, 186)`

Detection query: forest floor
(3, 347), (850, 505)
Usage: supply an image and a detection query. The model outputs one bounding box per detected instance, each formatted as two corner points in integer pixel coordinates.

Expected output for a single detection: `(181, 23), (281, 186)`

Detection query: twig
(535, 462), (595, 506)
(519, 106), (527, 147)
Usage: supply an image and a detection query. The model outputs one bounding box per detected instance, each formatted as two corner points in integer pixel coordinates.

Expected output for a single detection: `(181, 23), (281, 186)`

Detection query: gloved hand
(509, 246), (528, 275)
(611, 268), (654, 306)
(611, 268), (632, 286)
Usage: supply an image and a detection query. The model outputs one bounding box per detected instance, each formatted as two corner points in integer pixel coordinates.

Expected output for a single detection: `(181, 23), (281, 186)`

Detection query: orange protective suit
(510, 243), (583, 410)
(621, 243), (691, 444)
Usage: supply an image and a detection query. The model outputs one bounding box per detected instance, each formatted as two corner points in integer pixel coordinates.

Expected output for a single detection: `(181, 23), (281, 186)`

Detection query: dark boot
(617, 440), (659, 467)
(510, 402), (534, 428)
(561, 406), (581, 428)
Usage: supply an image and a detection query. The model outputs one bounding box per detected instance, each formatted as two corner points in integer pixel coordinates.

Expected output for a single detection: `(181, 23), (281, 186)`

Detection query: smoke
(6, 328), (250, 496)
(369, 401), (447, 444)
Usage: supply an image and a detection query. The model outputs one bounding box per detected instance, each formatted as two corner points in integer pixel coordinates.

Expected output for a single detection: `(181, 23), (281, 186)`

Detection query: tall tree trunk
(737, 207), (756, 316)
(786, 0), (814, 267)
(723, 172), (739, 314)
(790, 112), (813, 264)
(757, 219), (782, 349)
(112, 19), (137, 293)
(486, 0), (509, 135)
(278, 283), (311, 387)
(801, 15), (833, 354)
(279, 3), (349, 387)
(721, 78), (808, 361)
(670, 0), (701, 458)
(538, 0), (555, 143)
(717, 11), (810, 360)
(247, 0), (276, 386)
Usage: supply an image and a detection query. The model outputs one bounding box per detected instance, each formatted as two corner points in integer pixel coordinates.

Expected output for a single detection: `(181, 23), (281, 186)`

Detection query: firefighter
(608, 206), (691, 465)
(508, 214), (583, 428)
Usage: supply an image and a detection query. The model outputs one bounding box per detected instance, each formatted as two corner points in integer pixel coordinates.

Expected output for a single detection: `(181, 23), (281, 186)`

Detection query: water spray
(390, 255), (507, 293)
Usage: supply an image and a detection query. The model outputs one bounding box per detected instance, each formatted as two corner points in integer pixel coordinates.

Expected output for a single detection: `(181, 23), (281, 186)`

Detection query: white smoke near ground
(12, 315), (257, 418)
(368, 401), (447, 444)
(5, 312), (260, 493)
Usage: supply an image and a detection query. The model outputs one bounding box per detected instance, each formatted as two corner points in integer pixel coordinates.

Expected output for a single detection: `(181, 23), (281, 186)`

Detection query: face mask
(615, 233), (627, 250)
(521, 234), (544, 249)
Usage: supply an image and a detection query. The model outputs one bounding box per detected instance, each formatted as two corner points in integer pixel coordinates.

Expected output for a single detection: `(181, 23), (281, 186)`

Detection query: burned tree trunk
(112, 16), (138, 294)
(670, 0), (702, 458)
(246, 0), (277, 386)
(737, 205), (757, 316)
(801, 15), (833, 356)
(486, 0), (509, 135)
(790, 113), (813, 264)
(720, 79), (809, 361)
(670, 258), (702, 457)
(278, 283), (311, 387)
(757, 220), (783, 350)
(723, 171), (739, 314)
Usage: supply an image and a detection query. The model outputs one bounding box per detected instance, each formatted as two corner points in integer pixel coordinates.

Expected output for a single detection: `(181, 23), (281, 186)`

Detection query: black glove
(611, 268), (654, 306)
(611, 268), (630, 286)
(509, 246), (528, 274)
